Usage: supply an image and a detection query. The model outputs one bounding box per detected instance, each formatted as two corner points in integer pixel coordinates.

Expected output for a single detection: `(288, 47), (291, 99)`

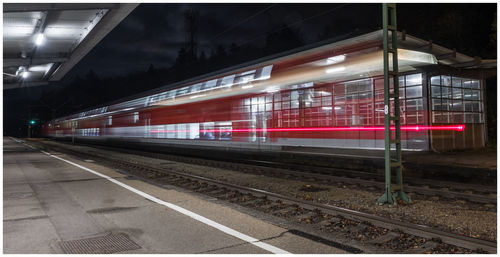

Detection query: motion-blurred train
(43, 30), (486, 152)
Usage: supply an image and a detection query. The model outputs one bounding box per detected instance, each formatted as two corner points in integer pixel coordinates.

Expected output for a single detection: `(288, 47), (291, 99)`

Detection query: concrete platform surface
(3, 137), (347, 254)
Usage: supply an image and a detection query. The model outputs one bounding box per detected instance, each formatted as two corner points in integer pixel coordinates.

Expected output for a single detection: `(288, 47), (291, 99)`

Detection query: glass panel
(405, 73), (422, 86)
(220, 75), (235, 87)
(441, 99), (451, 111)
(463, 101), (473, 112)
(346, 93), (358, 103)
(473, 113), (482, 123)
(334, 95), (345, 105)
(203, 79), (218, 90)
(452, 77), (462, 87)
(431, 86), (441, 97)
(321, 96), (331, 106)
(452, 87), (462, 99)
(431, 76), (441, 85)
(441, 76), (451, 86)
(274, 103), (281, 110)
(462, 80), (471, 89)
(359, 91), (373, 102)
(470, 90), (480, 100)
(452, 112), (464, 123)
(441, 87), (452, 98)
(463, 89), (473, 100)
(291, 100), (299, 109)
(432, 99), (442, 111)
(406, 85), (422, 98)
(470, 80), (480, 89)
(334, 84), (345, 95)
(406, 99), (423, 111)
(465, 113), (474, 123)
(472, 101), (481, 112)
(358, 80), (372, 92)
(452, 100), (463, 111)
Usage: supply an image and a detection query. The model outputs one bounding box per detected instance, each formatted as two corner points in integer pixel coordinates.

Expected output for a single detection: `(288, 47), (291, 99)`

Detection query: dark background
(4, 3), (497, 144)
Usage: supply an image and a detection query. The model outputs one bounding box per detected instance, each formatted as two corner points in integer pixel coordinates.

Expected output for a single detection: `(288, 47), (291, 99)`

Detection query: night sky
(4, 3), (497, 137)
(66, 3), (381, 79)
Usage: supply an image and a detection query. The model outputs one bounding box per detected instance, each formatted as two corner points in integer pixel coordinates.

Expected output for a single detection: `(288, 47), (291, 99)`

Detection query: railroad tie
(402, 241), (438, 254)
(367, 232), (399, 244)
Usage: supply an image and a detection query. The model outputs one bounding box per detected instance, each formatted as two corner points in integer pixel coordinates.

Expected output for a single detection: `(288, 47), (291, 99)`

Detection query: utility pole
(377, 3), (410, 206)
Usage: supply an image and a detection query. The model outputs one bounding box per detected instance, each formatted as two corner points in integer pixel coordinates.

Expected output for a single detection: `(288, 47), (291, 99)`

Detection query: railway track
(50, 140), (496, 205)
(26, 139), (496, 254)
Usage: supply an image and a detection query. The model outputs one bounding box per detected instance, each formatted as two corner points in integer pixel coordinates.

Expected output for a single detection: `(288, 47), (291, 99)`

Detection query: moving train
(43, 31), (483, 153)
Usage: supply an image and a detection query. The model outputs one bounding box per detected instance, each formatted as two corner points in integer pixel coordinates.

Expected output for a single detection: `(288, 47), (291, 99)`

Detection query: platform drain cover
(58, 233), (141, 254)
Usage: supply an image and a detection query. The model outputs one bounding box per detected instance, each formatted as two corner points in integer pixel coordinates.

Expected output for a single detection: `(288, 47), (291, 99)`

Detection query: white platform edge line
(32, 147), (291, 254)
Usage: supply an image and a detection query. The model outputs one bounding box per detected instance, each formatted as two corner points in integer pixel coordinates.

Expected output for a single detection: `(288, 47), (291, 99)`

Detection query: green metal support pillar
(377, 3), (411, 206)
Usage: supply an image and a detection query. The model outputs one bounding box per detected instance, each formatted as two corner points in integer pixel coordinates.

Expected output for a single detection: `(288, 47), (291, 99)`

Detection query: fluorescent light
(21, 71), (29, 78)
(326, 54), (346, 64)
(325, 66), (346, 74)
(35, 33), (45, 45)
(242, 85), (253, 89)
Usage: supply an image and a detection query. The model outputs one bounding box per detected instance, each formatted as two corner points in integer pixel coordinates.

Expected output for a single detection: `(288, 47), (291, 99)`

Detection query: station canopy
(3, 3), (138, 90)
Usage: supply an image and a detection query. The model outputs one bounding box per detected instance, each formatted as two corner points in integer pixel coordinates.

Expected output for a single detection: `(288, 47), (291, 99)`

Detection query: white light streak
(34, 33), (45, 45)
(325, 66), (346, 74)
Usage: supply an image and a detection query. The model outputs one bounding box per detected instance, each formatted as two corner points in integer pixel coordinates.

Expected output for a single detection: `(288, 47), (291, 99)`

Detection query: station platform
(3, 137), (346, 254)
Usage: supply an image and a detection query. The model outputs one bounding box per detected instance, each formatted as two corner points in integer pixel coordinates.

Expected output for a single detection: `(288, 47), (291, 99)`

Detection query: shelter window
(431, 75), (483, 124)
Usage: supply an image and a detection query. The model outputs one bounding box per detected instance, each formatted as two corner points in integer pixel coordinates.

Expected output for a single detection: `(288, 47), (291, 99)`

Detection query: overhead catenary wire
(208, 3), (278, 43)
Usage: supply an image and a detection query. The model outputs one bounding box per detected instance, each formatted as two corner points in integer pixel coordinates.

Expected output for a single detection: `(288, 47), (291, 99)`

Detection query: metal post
(377, 3), (410, 206)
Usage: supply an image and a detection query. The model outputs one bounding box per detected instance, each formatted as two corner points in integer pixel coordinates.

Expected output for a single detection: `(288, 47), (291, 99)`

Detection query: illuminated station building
(44, 30), (496, 152)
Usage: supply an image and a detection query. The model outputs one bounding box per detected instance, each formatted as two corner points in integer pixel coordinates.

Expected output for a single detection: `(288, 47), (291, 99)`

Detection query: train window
(234, 70), (255, 85)
(167, 89), (176, 99)
(257, 65), (273, 80)
(200, 122), (215, 140)
(202, 79), (218, 90)
(189, 83), (202, 93)
(176, 87), (189, 96)
(133, 112), (139, 123)
(220, 75), (235, 88)
(188, 123), (199, 139)
(108, 116), (112, 125)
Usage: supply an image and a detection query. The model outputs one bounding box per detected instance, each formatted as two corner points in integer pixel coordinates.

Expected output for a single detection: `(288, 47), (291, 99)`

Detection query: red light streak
(150, 125), (465, 133)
